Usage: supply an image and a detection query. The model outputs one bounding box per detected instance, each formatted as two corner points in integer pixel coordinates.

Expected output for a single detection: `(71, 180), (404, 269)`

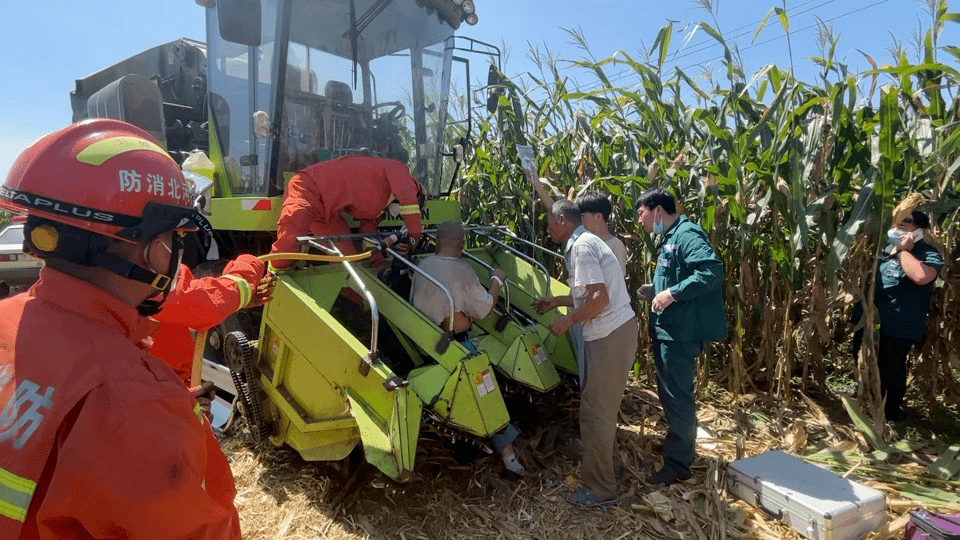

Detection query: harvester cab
(71, 0), (499, 254)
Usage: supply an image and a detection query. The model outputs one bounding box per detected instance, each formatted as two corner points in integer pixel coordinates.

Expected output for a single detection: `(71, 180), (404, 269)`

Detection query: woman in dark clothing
(854, 209), (944, 420)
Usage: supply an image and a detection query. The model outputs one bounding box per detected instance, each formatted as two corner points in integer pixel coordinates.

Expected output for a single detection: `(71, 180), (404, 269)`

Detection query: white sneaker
(502, 451), (525, 475)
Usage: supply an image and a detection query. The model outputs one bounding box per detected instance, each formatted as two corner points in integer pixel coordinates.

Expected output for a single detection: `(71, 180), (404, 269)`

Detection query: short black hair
(550, 199), (581, 224)
(577, 191), (613, 221)
(638, 188), (677, 214)
(910, 210), (931, 229)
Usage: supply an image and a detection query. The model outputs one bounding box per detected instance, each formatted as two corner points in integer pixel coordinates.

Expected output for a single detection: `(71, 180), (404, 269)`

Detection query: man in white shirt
(410, 221), (506, 336)
(534, 200), (638, 508)
(410, 221), (524, 476)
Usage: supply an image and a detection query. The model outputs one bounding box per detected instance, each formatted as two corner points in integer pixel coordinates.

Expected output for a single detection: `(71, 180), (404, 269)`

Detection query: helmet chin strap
(91, 233), (183, 316)
(136, 233), (184, 316)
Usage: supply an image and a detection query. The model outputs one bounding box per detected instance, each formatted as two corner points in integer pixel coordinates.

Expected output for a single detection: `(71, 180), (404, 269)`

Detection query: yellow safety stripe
(398, 204), (420, 215)
(223, 274), (252, 308)
(75, 136), (169, 166)
(0, 467), (37, 523)
(193, 401), (205, 424)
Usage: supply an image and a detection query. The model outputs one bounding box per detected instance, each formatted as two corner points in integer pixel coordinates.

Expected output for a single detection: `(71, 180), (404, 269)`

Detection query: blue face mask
(653, 210), (665, 235)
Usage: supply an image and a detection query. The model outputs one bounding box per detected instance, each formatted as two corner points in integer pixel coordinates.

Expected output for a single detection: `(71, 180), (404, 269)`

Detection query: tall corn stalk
(463, 4), (960, 424)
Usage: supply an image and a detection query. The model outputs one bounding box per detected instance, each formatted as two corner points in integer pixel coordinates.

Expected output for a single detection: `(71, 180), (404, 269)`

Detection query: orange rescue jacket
(271, 156), (423, 266)
(151, 255), (264, 383)
(0, 268), (242, 539)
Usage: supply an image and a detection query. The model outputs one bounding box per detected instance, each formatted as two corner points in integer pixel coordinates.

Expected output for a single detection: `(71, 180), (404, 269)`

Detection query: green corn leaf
(827, 175), (875, 277)
(775, 7), (789, 32)
(651, 24), (673, 71)
(753, 8), (774, 44)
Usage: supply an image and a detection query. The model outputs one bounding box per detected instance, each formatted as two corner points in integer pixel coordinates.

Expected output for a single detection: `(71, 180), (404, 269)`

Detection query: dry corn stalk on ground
(223, 376), (959, 540)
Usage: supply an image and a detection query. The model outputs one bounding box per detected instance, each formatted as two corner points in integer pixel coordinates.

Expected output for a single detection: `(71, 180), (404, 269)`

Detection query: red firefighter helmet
(1, 118), (211, 243)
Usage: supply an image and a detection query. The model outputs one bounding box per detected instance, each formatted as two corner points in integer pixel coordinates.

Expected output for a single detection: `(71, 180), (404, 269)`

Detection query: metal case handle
(755, 493), (784, 520)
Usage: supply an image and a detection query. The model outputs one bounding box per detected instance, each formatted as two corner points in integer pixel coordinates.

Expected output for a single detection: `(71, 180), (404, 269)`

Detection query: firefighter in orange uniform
(151, 254), (274, 385)
(0, 119), (242, 539)
(270, 155), (426, 267)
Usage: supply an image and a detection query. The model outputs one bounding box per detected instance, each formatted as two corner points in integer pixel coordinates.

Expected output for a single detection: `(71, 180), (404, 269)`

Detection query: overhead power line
(677, 0), (890, 72)
(577, 0), (837, 92)
(672, 0), (826, 61)
(577, 0), (886, 93)
(670, 0), (838, 64)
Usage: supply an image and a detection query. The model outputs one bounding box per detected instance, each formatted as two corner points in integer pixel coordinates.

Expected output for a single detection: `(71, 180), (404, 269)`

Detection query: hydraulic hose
(259, 227), (408, 264)
(257, 251), (372, 263)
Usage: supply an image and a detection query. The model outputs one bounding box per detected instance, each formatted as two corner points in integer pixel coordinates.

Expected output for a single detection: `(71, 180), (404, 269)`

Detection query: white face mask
(653, 209), (665, 235)
(387, 202), (401, 218)
(143, 238), (182, 290)
(886, 228), (905, 244)
(168, 255), (182, 287)
(887, 228), (923, 245)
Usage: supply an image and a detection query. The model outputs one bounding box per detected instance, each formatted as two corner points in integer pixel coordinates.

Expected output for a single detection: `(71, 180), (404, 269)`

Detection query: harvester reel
(223, 331), (270, 441)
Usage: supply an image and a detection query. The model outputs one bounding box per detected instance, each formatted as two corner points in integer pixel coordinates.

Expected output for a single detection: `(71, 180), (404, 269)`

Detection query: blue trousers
(490, 423), (520, 453)
(570, 323), (585, 386)
(652, 338), (703, 475)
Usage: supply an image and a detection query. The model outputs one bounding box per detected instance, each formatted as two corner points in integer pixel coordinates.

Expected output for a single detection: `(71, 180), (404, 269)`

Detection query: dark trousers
(852, 327), (917, 418)
(652, 338), (703, 475)
(877, 332), (916, 417)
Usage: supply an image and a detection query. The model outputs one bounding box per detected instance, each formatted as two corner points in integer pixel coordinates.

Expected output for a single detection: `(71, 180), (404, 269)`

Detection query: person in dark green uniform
(853, 210), (943, 420)
(636, 188), (727, 486)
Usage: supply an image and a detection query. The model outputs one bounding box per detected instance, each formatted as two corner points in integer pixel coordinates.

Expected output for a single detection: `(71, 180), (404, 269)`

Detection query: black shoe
(645, 468), (691, 486)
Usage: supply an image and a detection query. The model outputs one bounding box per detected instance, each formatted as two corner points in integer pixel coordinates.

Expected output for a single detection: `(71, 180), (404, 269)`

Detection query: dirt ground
(222, 373), (958, 540)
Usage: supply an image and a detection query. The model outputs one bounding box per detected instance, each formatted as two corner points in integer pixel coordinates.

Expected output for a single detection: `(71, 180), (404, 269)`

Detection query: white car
(0, 223), (43, 289)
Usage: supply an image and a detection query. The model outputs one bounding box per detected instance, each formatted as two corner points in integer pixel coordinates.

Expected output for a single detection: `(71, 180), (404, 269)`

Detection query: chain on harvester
(223, 331), (271, 440)
(422, 410), (493, 454)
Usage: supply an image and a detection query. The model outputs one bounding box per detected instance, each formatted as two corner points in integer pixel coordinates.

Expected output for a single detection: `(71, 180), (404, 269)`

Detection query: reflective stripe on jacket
(0, 267), (242, 539)
(151, 255), (264, 383)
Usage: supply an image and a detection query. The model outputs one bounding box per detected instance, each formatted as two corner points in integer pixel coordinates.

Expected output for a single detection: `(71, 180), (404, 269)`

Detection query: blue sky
(1, 0), (956, 177)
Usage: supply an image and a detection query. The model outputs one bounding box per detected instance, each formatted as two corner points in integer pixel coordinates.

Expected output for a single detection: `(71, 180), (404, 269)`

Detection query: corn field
(457, 2), (960, 430)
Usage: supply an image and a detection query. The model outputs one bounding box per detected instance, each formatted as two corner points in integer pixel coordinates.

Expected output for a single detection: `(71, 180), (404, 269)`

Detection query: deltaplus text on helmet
(0, 119), (204, 242)
(0, 186), (117, 223)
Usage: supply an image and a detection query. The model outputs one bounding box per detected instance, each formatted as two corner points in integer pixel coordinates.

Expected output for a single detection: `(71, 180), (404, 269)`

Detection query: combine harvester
(69, 0), (576, 480)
